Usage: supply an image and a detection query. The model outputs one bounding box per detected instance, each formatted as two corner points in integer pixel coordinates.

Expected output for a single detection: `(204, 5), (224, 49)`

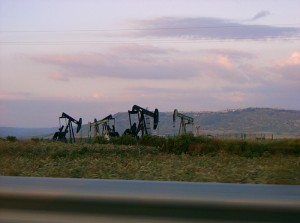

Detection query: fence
(215, 133), (274, 140)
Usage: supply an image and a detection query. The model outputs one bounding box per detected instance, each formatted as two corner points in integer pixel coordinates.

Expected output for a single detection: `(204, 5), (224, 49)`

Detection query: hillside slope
(112, 108), (300, 137)
(192, 108), (300, 135)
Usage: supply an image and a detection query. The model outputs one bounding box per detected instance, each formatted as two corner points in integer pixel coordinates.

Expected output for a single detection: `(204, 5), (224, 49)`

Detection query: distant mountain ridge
(112, 107), (300, 137)
(1, 108), (300, 138)
(0, 127), (57, 139)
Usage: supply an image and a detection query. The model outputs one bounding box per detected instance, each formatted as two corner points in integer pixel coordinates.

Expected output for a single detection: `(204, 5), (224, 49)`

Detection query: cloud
(195, 51), (262, 84)
(30, 46), (299, 111)
(32, 44), (262, 85)
(250, 10), (271, 21)
(49, 72), (69, 82)
(110, 45), (177, 56)
(282, 52), (300, 65)
(203, 55), (235, 70)
(30, 45), (268, 95)
(32, 45), (199, 80)
(202, 49), (254, 60)
(212, 91), (256, 103)
(4, 49), (300, 128)
(127, 17), (299, 39)
(0, 90), (33, 100)
(272, 52), (300, 81)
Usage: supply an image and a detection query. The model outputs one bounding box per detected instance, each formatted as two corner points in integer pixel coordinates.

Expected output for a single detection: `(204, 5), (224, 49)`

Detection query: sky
(0, 0), (300, 128)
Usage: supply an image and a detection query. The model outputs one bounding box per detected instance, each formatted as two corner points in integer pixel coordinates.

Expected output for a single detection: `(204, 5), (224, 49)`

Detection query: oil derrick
(88, 114), (119, 141)
(53, 112), (82, 143)
(124, 105), (159, 138)
(173, 109), (194, 135)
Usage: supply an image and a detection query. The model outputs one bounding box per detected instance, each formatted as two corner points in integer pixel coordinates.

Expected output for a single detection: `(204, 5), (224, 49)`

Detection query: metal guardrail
(1, 176), (300, 222)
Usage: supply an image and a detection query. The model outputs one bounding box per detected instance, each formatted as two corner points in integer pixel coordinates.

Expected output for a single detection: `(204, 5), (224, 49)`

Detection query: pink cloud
(0, 91), (33, 100)
(202, 49), (254, 60)
(213, 55), (235, 70)
(271, 52), (300, 81)
(199, 49), (256, 77)
(276, 52), (300, 66)
(34, 53), (105, 66)
(283, 52), (300, 65)
(31, 46), (199, 80)
(211, 91), (262, 106)
(30, 45), (265, 88)
(49, 72), (69, 82)
(225, 92), (250, 103)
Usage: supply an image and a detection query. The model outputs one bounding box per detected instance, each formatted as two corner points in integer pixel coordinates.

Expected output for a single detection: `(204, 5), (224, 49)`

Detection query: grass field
(1, 136), (299, 184)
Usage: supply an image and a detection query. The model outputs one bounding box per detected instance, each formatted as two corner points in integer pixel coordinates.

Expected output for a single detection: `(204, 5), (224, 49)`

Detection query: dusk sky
(1, 0), (300, 128)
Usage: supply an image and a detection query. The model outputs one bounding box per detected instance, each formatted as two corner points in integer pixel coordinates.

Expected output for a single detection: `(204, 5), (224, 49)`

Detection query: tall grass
(134, 134), (300, 157)
(0, 139), (299, 184)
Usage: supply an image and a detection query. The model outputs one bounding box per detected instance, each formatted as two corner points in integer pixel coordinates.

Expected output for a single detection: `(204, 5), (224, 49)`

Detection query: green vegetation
(91, 134), (300, 157)
(6, 136), (17, 142)
(0, 136), (299, 184)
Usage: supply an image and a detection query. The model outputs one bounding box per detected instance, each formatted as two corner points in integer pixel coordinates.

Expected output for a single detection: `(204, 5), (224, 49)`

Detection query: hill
(1, 108), (299, 139)
(194, 108), (300, 135)
(112, 108), (300, 138)
(0, 127), (56, 139)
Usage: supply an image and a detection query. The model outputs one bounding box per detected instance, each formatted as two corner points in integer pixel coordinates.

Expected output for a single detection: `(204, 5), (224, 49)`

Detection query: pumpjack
(53, 112), (82, 143)
(173, 109), (194, 135)
(88, 114), (119, 140)
(124, 105), (159, 138)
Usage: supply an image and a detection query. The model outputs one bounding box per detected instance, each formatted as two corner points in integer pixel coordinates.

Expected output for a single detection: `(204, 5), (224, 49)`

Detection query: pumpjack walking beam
(173, 109), (194, 135)
(126, 105), (159, 137)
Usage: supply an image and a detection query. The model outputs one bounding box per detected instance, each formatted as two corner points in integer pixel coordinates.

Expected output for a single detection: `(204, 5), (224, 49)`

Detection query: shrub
(222, 139), (246, 155)
(110, 134), (137, 145)
(6, 136), (17, 142)
(188, 137), (221, 155)
(267, 139), (300, 155)
(31, 137), (43, 142)
(139, 135), (166, 148)
(94, 136), (109, 144)
(163, 133), (195, 154)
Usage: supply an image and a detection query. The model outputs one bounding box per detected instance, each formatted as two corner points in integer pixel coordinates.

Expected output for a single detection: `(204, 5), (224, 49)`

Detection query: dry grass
(0, 140), (299, 184)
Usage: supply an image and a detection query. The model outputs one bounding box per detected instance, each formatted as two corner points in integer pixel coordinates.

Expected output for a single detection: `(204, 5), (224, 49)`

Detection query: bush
(267, 139), (300, 155)
(6, 136), (17, 142)
(31, 137), (43, 142)
(188, 137), (221, 155)
(161, 133), (194, 154)
(94, 136), (109, 144)
(110, 134), (137, 145)
(139, 135), (166, 148)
